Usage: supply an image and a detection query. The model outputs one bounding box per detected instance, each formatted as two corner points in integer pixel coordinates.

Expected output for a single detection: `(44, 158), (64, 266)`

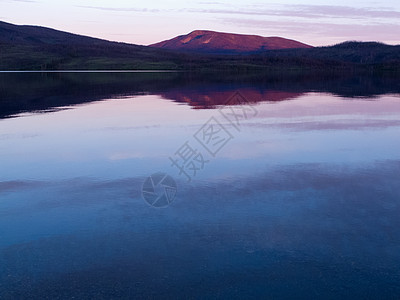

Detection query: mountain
(0, 20), (117, 45)
(0, 21), (399, 71)
(150, 30), (313, 54)
(0, 20), (186, 70)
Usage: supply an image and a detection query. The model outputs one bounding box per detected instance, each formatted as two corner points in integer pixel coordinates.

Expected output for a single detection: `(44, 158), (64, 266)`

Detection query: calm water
(0, 72), (400, 299)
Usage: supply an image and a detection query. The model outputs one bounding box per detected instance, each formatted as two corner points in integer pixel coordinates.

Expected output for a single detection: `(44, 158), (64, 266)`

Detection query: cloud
(75, 3), (400, 20)
(8, 0), (38, 2)
(76, 5), (161, 13)
(196, 1), (224, 4)
(292, 4), (400, 19)
(220, 17), (400, 44)
(186, 4), (400, 20)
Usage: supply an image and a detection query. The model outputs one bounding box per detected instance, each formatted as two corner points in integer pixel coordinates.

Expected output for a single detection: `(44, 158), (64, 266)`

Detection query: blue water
(0, 73), (400, 298)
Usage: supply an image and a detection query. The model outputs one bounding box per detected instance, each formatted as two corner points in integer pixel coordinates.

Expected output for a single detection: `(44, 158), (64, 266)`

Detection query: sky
(1, 0), (400, 46)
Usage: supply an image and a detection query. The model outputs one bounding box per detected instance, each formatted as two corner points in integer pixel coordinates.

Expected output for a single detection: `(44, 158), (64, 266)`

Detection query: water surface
(0, 72), (399, 299)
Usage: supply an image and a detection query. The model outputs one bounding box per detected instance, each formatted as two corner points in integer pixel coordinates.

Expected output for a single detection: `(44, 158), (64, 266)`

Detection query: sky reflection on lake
(0, 73), (399, 298)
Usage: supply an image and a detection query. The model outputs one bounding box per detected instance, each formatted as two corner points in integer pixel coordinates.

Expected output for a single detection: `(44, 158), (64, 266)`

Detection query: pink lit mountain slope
(150, 30), (313, 54)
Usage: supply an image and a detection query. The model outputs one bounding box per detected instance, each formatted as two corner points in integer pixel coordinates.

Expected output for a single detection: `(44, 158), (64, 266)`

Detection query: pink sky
(1, 0), (399, 46)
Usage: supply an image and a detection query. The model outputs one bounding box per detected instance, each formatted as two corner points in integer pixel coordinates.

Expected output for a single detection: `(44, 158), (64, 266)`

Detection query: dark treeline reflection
(0, 70), (399, 118)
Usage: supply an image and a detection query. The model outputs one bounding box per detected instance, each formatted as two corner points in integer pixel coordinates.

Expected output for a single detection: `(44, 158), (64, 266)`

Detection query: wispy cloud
(221, 17), (400, 42)
(186, 4), (400, 20)
(76, 5), (162, 13)
(76, 4), (400, 20)
(196, 1), (224, 4)
(292, 4), (400, 19)
(8, 0), (38, 2)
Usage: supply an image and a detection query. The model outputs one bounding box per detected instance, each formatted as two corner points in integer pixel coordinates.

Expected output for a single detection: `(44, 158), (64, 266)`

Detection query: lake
(0, 71), (400, 299)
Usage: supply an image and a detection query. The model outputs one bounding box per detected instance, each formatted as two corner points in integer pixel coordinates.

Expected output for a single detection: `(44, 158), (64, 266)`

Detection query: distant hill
(0, 21), (399, 71)
(0, 20), (117, 45)
(150, 30), (313, 54)
(256, 41), (400, 66)
(0, 20), (185, 70)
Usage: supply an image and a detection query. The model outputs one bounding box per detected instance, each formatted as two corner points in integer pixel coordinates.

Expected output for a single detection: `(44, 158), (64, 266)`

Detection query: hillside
(0, 21), (399, 71)
(0, 21), (186, 70)
(0, 20), (116, 45)
(150, 30), (312, 54)
(256, 41), (400, 65)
